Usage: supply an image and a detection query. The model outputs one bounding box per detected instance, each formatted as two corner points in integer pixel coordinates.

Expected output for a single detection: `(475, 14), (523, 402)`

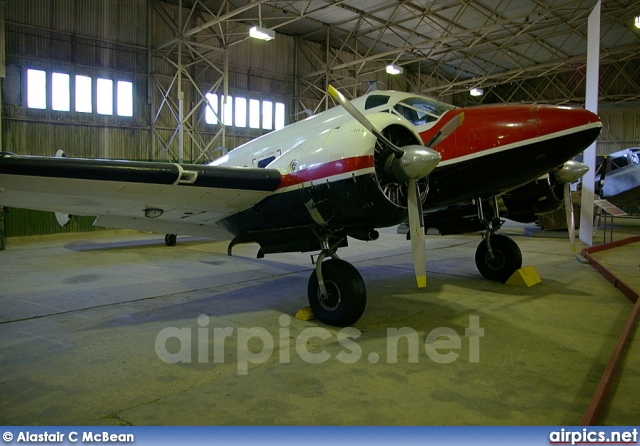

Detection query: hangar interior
(1, 0), (639, 426)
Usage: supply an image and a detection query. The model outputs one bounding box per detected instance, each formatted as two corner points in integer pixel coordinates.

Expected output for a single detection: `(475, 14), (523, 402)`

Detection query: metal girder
(148, 0), (639, 137)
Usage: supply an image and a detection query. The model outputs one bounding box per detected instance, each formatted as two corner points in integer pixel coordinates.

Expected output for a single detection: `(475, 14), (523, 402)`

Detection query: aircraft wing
(0, 154), (281, 239)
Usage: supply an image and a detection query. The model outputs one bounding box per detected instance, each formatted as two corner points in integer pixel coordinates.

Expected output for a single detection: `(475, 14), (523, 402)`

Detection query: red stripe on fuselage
(278, 155), (375, 189)
(420, 104), (601, 162)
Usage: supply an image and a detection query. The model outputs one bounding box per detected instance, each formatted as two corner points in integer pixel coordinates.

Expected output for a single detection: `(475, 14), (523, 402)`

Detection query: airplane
(0, 85), (602, 327)
(598, 148), (640, 208)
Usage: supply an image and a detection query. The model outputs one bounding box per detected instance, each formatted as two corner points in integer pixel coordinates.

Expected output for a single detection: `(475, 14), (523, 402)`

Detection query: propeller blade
(553, 161), (587, 252)
(328, 85), (405, 158)
(53, 149), (71, 227)
(425, 112), (465, 149)
(563, 182), (576, 252)
(407, 180), (427, 288)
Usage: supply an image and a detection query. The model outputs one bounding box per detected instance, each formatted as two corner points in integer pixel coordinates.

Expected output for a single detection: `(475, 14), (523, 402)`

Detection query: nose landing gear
(474, 197), (522, 282)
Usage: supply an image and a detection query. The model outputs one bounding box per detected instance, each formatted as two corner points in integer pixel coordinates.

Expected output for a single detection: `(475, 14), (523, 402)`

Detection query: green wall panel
(2, 207), (104, 237)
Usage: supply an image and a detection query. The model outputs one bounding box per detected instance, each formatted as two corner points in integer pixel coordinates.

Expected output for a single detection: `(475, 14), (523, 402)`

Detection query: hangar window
(262, 100), (273, 130)
(249, 99), (260, 129)
(75, 75), (92, 113)
(97, 78), (114, 115)
(52, 73), (70, 111)
(205, 93), (218, 124)
(27, 69), (47, 109)
(204, 94), (286, 131)
(25, 70), (133, 117)
(235, 97), (247, 128)
(117, 81), (133, 117)
(222, 95), (233, 126)
(275, 102), (285, 130)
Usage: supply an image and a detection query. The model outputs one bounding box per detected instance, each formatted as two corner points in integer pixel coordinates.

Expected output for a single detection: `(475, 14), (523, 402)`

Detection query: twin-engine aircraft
(0, 86), (602, 326)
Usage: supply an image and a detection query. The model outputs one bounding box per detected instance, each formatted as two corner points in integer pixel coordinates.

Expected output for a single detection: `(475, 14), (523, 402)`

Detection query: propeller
(54, 150), (71, 227)
(553, 160), (589, 252)
(328, 85), (462, 288)
(407, 178), (427, 287)
(563, 182), (576, 252)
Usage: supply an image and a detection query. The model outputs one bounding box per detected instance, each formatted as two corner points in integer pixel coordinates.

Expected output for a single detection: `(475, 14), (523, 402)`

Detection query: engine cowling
(423, 173), (566, 235)
(500, 174), (564, 223)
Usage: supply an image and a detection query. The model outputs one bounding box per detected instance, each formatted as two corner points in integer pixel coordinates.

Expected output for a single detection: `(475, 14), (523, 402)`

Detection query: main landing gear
(474, 197), (522, 282)
(307, 237), (367, 327)
(164, 233), (177, 246)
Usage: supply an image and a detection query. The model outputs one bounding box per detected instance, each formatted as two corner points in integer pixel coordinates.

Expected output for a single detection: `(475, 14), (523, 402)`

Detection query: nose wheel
(473, 196), (522, 282)
(475, 234), (522, 282)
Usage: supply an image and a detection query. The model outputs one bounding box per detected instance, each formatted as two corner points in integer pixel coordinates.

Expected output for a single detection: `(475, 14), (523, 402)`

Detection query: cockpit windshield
(393, 97), (456, 125)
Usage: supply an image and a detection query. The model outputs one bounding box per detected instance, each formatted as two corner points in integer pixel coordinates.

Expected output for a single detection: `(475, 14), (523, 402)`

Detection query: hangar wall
(2, 1), (149, 160)
(0, 1), (395, 165)
(597, 106), (640, 155)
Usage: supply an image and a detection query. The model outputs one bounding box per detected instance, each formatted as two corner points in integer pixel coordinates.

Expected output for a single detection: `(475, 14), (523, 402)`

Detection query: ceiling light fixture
(635, 16), (640, 29)
(250, 4), (275, 41)
(386, 64), (403, 75)
(249, 26), (275, 41)
(470, 87), (484, 97)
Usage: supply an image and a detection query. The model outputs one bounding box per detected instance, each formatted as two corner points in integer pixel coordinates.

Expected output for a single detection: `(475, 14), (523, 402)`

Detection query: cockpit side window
(365, 95), (390, 110)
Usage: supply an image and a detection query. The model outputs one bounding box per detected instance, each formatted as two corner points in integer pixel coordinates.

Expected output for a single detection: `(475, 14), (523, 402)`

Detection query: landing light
(145, 208), (164, 218)
(386, 64), (403, 75)
(249, 26), (275, 41)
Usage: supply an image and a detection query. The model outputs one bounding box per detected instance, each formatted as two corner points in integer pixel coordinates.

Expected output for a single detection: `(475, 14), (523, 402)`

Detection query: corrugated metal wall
(3, 0), (150, 161)
(598, 106), (640, 155)
(2, 0), (153, 235)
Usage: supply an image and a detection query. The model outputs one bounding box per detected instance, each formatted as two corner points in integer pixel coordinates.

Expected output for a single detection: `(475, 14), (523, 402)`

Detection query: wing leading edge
(0, 154), (281, 239)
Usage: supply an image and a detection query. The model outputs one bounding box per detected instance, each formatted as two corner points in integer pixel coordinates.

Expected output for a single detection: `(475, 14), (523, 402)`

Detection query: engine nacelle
(424, 173), (565, 235)
(499, 174), (564, 223)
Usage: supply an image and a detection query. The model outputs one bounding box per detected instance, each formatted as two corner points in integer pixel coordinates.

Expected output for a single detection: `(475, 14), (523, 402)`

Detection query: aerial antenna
(363, 80), (385, 94)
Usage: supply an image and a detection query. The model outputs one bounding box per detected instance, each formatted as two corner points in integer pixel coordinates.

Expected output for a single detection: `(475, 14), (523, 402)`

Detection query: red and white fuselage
(212, 90), (601, 213)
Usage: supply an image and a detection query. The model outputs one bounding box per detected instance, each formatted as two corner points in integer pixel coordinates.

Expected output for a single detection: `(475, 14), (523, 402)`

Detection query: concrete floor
(0, 218), (638, 426)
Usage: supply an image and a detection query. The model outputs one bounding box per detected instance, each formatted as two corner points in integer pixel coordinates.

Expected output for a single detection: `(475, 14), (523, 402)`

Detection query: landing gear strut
(473, 197), (522, 282)
(307, 237), (367, 327)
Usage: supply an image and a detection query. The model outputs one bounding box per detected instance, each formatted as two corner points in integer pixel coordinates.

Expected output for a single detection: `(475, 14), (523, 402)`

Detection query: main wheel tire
(307, 259), (367, 327)
(475, 234), (522, 282)
(165, 234), (177, 246)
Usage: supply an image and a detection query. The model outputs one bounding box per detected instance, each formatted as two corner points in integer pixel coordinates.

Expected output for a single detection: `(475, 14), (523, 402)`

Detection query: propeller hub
(391, 145), (441, 182)
(554, 160), (589, 184)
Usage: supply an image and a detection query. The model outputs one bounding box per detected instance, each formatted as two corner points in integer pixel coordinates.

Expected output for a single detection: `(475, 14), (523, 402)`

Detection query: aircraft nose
(535, 104), (601, 135)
